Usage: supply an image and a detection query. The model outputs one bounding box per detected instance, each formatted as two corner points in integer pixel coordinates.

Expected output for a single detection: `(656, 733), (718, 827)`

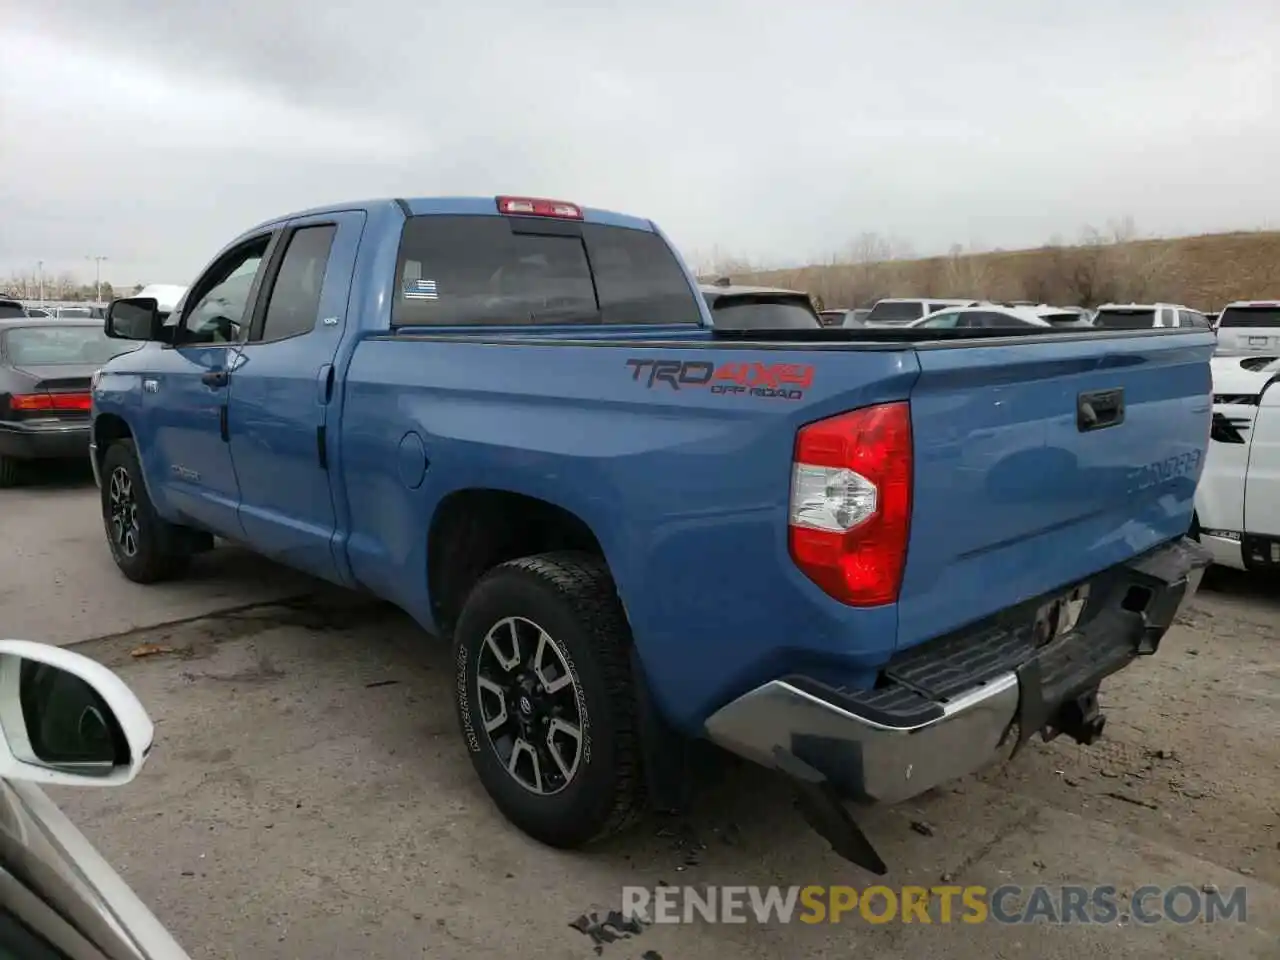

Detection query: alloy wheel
(475, 616), (584, 796)
(108, 466), (140, 558)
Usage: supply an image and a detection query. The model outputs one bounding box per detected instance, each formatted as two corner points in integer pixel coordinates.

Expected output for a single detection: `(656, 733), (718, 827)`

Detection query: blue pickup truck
(91, 196), (1213, 872)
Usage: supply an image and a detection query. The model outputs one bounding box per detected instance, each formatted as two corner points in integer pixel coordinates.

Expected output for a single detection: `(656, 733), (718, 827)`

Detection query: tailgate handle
(1077, 388), (1125, 432)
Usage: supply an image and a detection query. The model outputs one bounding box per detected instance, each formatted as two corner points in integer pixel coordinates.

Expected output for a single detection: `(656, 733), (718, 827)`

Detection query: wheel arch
(426, 488), (615, 635)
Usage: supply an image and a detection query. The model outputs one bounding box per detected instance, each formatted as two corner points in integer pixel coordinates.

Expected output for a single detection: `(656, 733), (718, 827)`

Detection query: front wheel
(100, 441), (192, 583)
(452, 552), (645, 848)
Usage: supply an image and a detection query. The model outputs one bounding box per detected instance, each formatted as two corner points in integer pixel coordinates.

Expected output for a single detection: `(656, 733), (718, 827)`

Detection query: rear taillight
(496, 195), (584, 220)
(11, 393), (92, 412)
(788, 402), (912, 606)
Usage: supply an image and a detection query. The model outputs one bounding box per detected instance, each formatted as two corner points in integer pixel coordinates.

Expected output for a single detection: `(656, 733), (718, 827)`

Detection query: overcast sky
(2, 0), (1277, 286)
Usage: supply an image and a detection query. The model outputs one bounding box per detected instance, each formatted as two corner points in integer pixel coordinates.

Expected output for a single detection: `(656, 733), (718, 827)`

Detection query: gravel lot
(5, 468), (1279, 959)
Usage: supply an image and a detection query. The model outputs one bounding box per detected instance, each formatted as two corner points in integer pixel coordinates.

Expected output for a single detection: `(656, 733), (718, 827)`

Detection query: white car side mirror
(0, 640), (153, 786)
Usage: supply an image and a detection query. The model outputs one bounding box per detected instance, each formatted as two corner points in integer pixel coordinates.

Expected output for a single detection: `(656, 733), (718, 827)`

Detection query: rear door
(1216, 304), (1280, 355)
(1245, 379), (1280, 538)
(897, 331), (1214, 651)
(225, 211), (365, 582)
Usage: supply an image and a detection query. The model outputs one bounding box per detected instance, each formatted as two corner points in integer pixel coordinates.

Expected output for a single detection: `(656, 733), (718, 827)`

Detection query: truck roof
(244, 196), (657, 238)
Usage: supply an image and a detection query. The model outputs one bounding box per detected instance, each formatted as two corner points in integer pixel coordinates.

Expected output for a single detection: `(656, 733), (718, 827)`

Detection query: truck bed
(337, 323), (1214, 728)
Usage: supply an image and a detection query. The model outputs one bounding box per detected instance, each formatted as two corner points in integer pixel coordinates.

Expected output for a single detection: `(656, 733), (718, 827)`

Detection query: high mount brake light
(11, 393), (92, 412)
(788, 402), (913, 606)
(496, 196), (584, 220)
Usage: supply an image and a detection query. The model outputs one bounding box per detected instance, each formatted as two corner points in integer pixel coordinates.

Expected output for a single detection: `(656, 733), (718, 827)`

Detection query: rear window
(392, 215), (701, 326)
(1041, 311), (1086, 324)
(865, 301), (923, 324)
(708, 296), (820, 330)
(54, 306), (92, 318)
(0, 302), (25, 319)
(3, 325), (138, 365)
(1093, 309), (1156, 329)
(1218, 306), (1280, 328)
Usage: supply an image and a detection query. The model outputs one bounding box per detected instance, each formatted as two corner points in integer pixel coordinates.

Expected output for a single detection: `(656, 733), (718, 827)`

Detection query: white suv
(1092, 302), (1212, 330)
(1214, 300), (1280, 355)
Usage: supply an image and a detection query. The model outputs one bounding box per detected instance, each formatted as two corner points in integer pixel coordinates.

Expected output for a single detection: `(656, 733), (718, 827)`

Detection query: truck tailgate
(897, 332), (1213, 652)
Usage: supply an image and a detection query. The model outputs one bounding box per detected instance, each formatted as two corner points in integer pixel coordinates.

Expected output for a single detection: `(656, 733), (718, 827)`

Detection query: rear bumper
(0, 421), (91, 461)
(704, 536), (1211, 804)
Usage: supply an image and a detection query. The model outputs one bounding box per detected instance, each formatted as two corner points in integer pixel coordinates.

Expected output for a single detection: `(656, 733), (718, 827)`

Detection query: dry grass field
(716, 228), (1280, 312)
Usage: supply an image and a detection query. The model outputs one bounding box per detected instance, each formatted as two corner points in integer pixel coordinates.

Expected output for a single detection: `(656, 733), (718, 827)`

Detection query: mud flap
(772, 746), (887, 876)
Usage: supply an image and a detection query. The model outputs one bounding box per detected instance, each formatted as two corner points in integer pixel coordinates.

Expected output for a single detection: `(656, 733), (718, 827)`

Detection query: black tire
(0, 456), (19, 488)
(453, 551), (645, 848)
(100, 440), (192, 583)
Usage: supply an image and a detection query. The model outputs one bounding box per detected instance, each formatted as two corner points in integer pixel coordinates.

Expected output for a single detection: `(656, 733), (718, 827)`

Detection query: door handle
(201, 370), (229, 388)
(1077, 388), (1125, 432)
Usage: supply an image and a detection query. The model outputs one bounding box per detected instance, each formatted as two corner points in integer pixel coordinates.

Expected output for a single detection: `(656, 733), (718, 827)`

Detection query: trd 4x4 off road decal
(624, 358), (814, 400)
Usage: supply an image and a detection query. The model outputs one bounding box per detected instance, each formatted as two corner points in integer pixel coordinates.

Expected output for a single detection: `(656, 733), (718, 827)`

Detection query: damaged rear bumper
(704, 537), (1210, 865)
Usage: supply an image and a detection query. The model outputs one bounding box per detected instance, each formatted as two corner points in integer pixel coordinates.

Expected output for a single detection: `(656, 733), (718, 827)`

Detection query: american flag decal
(404, 278), (438, 300)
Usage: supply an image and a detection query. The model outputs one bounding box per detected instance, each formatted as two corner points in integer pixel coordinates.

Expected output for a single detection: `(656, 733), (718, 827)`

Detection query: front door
(138, 234), (274, 537)
(225, 211), (366, 582)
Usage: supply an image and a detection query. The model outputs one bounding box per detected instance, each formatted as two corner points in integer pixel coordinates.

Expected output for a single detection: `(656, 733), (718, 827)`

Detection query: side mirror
(0, 640), (153, 786)
(105, 297), (163, 342)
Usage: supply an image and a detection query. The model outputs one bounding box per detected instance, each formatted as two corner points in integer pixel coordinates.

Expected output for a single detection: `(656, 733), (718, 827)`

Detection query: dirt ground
(6, 472), (1279, 959)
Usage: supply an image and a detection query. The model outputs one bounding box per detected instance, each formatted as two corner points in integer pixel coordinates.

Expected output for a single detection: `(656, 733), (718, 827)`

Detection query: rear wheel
(0, 455), (19, 488)
(100, 441), (192, 583)
(453, 552), (645, 848)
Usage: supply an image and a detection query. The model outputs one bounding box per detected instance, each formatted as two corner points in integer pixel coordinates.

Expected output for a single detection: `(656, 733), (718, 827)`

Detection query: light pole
(87, 255), (108, 303)
(36, 261), (44, 305)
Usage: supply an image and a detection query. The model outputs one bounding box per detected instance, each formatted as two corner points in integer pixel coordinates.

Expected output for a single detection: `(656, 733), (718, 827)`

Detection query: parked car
(700, 284), (821, 330)
(0, 319), (140, 486)
(909, 303), (1073, 328)
(862, 297), (979, 326)
(1192, 354), (1280, 572)
(999, 304), (1094, 326)
(1213, 301), (1280, 356)
(819, 308), (870, 328)
(0, 637), (191, 958)
(92, 193), (1212, 874)
(1092, 303), (1212, 330)
(0, 300), (27, 320)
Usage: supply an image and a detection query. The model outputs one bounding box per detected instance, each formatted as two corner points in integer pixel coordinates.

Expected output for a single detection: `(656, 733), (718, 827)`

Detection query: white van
(1214, 300), (1280, 355)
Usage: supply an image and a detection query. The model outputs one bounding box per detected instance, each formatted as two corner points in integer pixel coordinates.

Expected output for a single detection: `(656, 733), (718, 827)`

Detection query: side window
(919, 311), (961, 329)
(1182, 310), (1209, 328)
(1159, 308), (1175, 326)
(179, 237), (271, 345)
(257, 225), (337, 342)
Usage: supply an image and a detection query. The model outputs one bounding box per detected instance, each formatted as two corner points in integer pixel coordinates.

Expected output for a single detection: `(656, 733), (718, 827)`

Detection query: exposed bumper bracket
(772, 747), (886, 876)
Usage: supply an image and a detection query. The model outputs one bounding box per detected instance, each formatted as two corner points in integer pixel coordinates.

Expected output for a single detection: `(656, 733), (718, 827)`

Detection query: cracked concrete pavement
(5, 471), (1279, 959)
